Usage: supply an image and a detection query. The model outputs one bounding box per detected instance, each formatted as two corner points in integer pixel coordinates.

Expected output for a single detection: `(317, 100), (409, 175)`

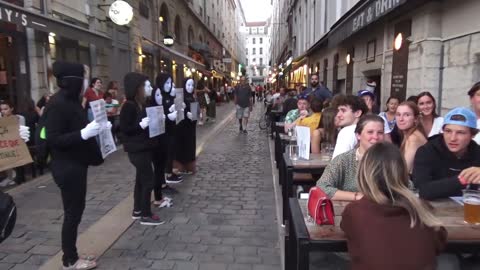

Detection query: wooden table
(281, 152), (330, 224)
(287, 198), (480, 270)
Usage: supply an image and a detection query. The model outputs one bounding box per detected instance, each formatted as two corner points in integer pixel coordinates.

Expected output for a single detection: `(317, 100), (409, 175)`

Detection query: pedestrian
(234, 76), (253, 133)
(206, 82), (216, 122)
(82, 77), (104, 121)
(120, 72), (164, 226)
(174, 78), (197, 174)
(341, 142), (446, 270)
(378, 96), (399, 131)
(196, 79), (208, 125)
(46, 61), (105, 269)
(157, 73), (183, 184)
(148, 83), (173, 207)
(301, 74), (332, 102)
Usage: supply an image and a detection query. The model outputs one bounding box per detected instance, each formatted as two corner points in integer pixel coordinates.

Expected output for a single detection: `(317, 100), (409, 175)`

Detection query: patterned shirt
(316, 149), (359, 198)
(284, 109), (300, 124)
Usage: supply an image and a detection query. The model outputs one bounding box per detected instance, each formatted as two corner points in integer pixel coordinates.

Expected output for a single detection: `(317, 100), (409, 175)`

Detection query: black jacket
(46, 61), (102, 166)
(155, 73), (177, 135)
(412, 134), (480, 200)
(120, 72), (157, 153)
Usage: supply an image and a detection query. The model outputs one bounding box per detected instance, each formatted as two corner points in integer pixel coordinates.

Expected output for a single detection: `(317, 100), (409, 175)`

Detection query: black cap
(52, 61), (84, 79)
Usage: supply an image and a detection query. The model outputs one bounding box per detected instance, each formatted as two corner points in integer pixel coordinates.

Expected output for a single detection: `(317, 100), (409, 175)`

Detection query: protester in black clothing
(158, 73), (183, 184)
(120, 72), (164, 226)
(174, 78), (197, 174)
(46, 61), (105, 270)
(412, 107), (480, 200)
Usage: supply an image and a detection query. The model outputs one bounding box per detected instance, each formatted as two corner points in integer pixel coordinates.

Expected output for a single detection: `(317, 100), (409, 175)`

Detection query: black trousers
(165, 134), (176, 175)
(127, 151), (154, 217)
(152, 140), (167, 201)
(51, 160), (88, 267)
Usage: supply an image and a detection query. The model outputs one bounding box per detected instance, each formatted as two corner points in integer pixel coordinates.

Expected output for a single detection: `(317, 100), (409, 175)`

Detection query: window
(246, 48), (248, 55)
(252, 38), (256, 44)
(139, 0), (149, 18)
(199, 6), (203, 16)
(252, 58), (256, 63)
(246, 58), (248, 65)
(260, 69), (263, 76)
(260, 37), (263, 44)
(259, 58), (263, 65)
(259, 48), (263, 54)
(213, 24), (216, 32)
(207, 16), (210, 26)
(252, 48), (256, 55)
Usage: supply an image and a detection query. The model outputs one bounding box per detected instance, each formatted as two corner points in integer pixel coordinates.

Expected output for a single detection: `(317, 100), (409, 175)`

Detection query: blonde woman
(396, 101), (428, 173)
(341, 142), (447, 270)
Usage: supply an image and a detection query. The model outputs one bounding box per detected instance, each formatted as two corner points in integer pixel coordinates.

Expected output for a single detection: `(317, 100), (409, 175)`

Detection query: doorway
(0, 33), (17, 103)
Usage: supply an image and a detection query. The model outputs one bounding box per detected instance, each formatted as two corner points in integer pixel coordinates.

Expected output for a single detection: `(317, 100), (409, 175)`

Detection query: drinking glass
(321, 142), (333, 160)
(288, 145), (299, 161)
(463, 189), (480, 225)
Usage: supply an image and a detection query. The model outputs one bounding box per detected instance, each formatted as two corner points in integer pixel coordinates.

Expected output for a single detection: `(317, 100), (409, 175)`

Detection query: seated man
(284, 94), (310, 133)
(332, 95), (368, 158)
(412, 107), (480, 200)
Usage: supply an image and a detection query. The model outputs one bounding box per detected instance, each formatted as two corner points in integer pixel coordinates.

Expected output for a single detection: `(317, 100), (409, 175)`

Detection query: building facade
(0, 0), (246, 115)
(270, 0), (480, 113)
(243, 21), (271, 85)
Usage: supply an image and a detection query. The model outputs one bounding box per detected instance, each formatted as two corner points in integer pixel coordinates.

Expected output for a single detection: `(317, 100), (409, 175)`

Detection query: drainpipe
(381, 22), (388, 104)
(438, 43), (445, 113)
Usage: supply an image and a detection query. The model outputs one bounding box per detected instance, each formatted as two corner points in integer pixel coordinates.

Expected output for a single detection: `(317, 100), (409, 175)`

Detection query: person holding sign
(46, 61), (104, 270)
(120, 72), (164, 226)
(157, 73), (183, 184)
(174, 78), (197, 174)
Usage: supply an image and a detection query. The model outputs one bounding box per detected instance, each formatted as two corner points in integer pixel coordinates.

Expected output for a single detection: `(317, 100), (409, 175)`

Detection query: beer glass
(321, 142), (333, 161)
(463, 189), (480, 225)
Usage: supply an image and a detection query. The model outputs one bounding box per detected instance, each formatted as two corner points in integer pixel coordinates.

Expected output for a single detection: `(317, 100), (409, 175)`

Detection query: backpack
(0, 191), (16, 243)
(35, 107), (50, 166)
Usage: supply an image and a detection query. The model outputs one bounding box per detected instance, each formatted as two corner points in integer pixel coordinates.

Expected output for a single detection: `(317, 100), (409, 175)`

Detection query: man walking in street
(234, 76), (253, 133)
(301, 74), (332, 102)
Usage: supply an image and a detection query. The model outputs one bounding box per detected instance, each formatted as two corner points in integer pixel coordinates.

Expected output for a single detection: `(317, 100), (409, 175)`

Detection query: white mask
(163, 78), (172, 93)
(170, 82), (176, 97)
(154, 88), (162, 105)
(144, 80), (153, 96)
(185, 79), (194, 94)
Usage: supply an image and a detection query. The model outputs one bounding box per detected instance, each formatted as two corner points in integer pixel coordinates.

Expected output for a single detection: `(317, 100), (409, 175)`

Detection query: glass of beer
(463, 189), (480, 225)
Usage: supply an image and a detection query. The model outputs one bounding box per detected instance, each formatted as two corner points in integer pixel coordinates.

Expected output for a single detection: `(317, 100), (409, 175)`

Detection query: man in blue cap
(412, 107), (480, 200)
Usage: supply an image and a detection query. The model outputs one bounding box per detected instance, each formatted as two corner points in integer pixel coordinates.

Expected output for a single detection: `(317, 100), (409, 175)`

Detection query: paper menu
(295, 126), (310, 160)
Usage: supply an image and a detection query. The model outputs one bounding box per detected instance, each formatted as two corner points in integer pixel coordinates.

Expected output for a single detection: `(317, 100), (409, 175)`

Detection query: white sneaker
(0, 179), (15, 187)
(154, 198), (173, 208)
(62, 259), (97, 270)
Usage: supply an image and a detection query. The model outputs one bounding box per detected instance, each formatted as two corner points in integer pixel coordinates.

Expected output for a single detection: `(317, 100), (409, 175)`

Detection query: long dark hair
(317, 107), (338, 144)
(416, 91), (439, 118)
(89, 77), (101, 88)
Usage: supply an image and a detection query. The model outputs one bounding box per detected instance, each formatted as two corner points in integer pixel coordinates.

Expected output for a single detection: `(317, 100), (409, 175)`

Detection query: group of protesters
(271, 73), (480, 269)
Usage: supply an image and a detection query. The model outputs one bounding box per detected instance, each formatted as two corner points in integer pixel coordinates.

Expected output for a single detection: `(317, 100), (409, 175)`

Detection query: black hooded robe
(175, 78), (197, 165)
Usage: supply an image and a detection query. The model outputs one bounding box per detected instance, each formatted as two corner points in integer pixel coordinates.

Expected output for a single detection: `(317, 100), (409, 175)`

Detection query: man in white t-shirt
(332, 95), (369, 158)
(468, 82), (480, 144)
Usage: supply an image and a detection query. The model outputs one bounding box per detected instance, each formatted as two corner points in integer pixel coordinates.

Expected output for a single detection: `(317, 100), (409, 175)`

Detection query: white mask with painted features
(144, 80), (153, 97)
(154, 88), (162, 105)
(163, 78), (172, 93)
(186, 79), (194, 94)
(170, 82), (176, 97)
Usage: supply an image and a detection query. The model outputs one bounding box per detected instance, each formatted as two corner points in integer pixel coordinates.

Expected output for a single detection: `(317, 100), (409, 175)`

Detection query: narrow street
(1, 103), (282, 270)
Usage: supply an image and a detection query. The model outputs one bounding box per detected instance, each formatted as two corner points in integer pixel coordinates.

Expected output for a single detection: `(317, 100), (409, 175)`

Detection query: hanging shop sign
(108, 0), (133, 26)
(351, 0), (406, 34)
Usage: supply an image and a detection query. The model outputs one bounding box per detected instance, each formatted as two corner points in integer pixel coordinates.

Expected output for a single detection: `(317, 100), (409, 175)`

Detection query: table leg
(283, 167), (293, 223)
(298, 240), (310, 270)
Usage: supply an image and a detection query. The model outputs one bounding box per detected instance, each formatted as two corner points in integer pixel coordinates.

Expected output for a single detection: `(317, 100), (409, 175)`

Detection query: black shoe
(140, 214), (165, 226)
(239, 126), (243, 132)
(162, 184), (179, 194)
(243, 130), (248, 134)
(132, 211), (141, 220)
(166, 174), (183, 184)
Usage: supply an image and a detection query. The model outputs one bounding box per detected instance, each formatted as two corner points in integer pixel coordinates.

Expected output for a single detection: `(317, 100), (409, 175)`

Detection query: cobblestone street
(0, 103), (281, 270)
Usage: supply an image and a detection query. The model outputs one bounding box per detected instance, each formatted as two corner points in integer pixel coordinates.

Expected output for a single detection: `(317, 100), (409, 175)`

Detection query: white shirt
(332, 124), (357, 159)
(428, 117), (444, 137)
(475, 119), (480, 145)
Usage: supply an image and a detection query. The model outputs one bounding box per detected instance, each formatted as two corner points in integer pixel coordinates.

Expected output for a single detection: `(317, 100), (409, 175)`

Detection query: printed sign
(90, 99), (117, 159)
(0, 116), (32, 171)
(190, 102), (199, 121)
(146, 106), (164, 138)
(295, 126), (311, 160)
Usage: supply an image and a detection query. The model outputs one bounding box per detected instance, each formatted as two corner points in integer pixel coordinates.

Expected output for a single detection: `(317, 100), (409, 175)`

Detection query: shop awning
(142, 37), (206, 71)
(0, 0), (111, 47)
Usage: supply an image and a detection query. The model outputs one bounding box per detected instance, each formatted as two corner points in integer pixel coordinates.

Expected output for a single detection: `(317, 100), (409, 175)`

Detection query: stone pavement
(96, 104), (280, 270)
(0, 102), (241, 270)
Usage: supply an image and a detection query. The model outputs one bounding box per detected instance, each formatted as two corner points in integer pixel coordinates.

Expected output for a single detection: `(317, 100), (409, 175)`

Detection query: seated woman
(378, 96), (399, 131)
(311, 107), (338, 154)
(294, 97), (323, 135)
(396, 101), (428, 173)
(341, 142), (447, 270)
(316, 114), (385, 201)
(417, 91), (444, 137)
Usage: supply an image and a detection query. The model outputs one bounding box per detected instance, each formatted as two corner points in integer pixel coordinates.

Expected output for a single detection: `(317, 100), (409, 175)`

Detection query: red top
(84, 87), (103, 108)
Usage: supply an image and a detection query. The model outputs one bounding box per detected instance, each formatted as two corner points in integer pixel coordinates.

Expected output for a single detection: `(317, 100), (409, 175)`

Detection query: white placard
(190, 102), (199, 121)
(174, 88), (185, 124)
(90, 99), (117, 158)
(146, 106), (164, 138)
(295, 126), (310, 160)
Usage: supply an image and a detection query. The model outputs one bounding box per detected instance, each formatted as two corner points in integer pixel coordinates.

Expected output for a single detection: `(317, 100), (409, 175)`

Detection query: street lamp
(394, 33), (403, 50)
(163, 35), (174, 47)
(108, 0), (133, 26)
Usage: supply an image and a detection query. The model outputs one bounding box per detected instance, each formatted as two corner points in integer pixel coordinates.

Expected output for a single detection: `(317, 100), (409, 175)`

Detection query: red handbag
(307, 187), (335, 225)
